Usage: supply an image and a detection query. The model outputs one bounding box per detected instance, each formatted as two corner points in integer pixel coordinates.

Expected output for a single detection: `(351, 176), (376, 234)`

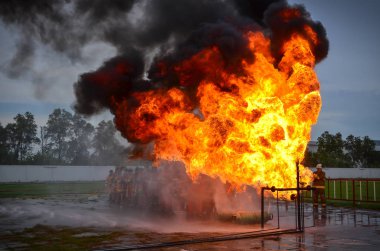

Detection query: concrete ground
(168, 205), (380, 251)
(0, 196), (380, 250)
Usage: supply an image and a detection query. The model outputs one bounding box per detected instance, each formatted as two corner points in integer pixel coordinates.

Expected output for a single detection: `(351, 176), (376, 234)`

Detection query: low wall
(0, 165), (112, 182)
(0, 162), (151, 182)
(1, 165), (379, 182)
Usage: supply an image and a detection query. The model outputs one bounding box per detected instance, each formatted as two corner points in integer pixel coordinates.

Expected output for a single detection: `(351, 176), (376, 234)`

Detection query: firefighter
(124, 169), (134, 206)
(312, 163), (326, 208)
(134, 168), (146, 208)
(110, 167), (120, 204)
(146, 167), (159, 212)
(114, 166), (124, 205)
(132, 168), (141, 207)
(120, 168), (128, 206)
(105, 169), (114, 201)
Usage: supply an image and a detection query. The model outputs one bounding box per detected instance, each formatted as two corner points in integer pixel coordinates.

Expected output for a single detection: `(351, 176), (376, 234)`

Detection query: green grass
(0, 181), (105, 198)
(0, 224), (124, 251)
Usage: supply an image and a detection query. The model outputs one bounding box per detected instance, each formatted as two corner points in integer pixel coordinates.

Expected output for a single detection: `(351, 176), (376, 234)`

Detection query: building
(307, 141), (318, 153)
(374, 140), (380, 151)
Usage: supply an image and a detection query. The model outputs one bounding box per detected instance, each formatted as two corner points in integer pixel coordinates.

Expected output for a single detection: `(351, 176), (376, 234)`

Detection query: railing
(303, 178), (380, 206)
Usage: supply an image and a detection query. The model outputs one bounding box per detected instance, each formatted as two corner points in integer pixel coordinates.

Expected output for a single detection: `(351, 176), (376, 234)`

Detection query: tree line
(1, 111), (379, 167)
(0, 109), (125, 165)
(304, 131), (380, 168)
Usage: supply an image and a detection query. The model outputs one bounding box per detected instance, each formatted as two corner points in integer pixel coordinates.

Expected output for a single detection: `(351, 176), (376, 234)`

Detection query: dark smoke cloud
(232, 0), (286, 25)
(75, 0), (136, 24)
(148, 21), (257, 93)
(0, 0), (137, 73)
(132, 0), (233, 47)
(264, 2), (329, 64)
(0, 0), (328, 117)
(0, 0), (85, 61)
(71, 0), (328, 117)
(74, 49), (147, 114)
(2, 36), (35, 78)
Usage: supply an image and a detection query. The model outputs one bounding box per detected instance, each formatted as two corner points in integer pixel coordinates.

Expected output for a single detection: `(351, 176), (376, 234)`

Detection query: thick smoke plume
(0, 0), (327, 92)
(71, 0), (328, 145)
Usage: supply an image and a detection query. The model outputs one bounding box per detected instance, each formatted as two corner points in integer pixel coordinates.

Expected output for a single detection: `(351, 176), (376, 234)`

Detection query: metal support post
(261, 187), (265, 229)
(296, 162), (301, 231)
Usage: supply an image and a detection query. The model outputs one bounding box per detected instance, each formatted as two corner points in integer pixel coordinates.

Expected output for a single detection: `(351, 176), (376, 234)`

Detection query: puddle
(1, 197), (380, 250)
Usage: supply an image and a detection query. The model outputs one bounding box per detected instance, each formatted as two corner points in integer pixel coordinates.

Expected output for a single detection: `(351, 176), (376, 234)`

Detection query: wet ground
(1, 195), (380, 250)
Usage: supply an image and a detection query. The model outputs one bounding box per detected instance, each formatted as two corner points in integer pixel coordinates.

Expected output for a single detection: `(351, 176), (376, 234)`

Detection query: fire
(113, 26), (321, 191)
(72, 2), (329, 197)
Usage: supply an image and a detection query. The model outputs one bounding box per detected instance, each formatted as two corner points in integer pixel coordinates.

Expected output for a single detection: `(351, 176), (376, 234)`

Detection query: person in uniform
(105, 169), (115, 201)
(120, 168), (128, 206)
(124, 169), (133, 207)
(312, 163), (326, 208)
(115, 167), (124, 205)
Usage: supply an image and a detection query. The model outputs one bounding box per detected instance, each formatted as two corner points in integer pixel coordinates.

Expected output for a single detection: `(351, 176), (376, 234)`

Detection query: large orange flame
(114, 26), (321, 192)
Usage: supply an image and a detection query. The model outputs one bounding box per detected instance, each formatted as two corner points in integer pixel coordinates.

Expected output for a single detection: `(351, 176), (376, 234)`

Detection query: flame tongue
(74, 2), (329, 191)
(114, 29), (320, 189)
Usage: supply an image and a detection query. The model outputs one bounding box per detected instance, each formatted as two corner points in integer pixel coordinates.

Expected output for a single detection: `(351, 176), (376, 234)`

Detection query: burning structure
(72, 0), (328, 215)
(106, 163), (270, 221)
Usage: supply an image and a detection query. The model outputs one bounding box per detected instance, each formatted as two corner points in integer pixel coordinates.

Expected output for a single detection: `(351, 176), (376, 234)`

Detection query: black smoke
(0, 0), (328, 116)
(73, 48), (147, 114)
(264, 2), (329, 63)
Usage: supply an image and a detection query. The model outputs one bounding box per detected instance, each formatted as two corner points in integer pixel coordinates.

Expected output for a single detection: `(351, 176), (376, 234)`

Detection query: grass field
(0, 181), (105, 198)
(0, 225), (125, 251)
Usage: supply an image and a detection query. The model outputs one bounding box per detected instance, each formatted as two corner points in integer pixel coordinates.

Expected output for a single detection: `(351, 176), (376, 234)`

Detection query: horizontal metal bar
(262, 187), (313, 192)
(327, 178), (380, 181)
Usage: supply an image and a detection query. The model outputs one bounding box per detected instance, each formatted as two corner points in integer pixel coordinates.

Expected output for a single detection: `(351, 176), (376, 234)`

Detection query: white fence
(0, 165), (380, 183)
(0, 165), (112, 182)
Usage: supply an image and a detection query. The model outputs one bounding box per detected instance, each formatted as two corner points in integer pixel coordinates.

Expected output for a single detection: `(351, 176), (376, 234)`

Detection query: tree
(4, 112), (40, 162)
(45, 109), (73, 163)
(368, 150), (380, 168)
(67, 114), (94, 164)
(316, 131), (349, 167)
(39, 126), (49, 162)
(4, 123), (17, 162)
(344, 135), (375, 168)
(0, 123), (10, 163)
(92, 120), (123, 165)
(302, 149), (318, 168)
(30, 126), (56, 164)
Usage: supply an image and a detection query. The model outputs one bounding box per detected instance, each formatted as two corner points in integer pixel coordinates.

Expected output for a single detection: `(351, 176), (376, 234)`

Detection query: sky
(0, 0), (379, 141)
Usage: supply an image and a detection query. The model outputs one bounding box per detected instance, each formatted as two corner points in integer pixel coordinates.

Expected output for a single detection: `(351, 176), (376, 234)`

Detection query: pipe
(296, 162), (301, 231)
(276, 190), (280, 229)
(261, 187), (265, 229)
(260, 185), (312, 229)
(259, 164), (312, 232)
(261, 186), (313, 192)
